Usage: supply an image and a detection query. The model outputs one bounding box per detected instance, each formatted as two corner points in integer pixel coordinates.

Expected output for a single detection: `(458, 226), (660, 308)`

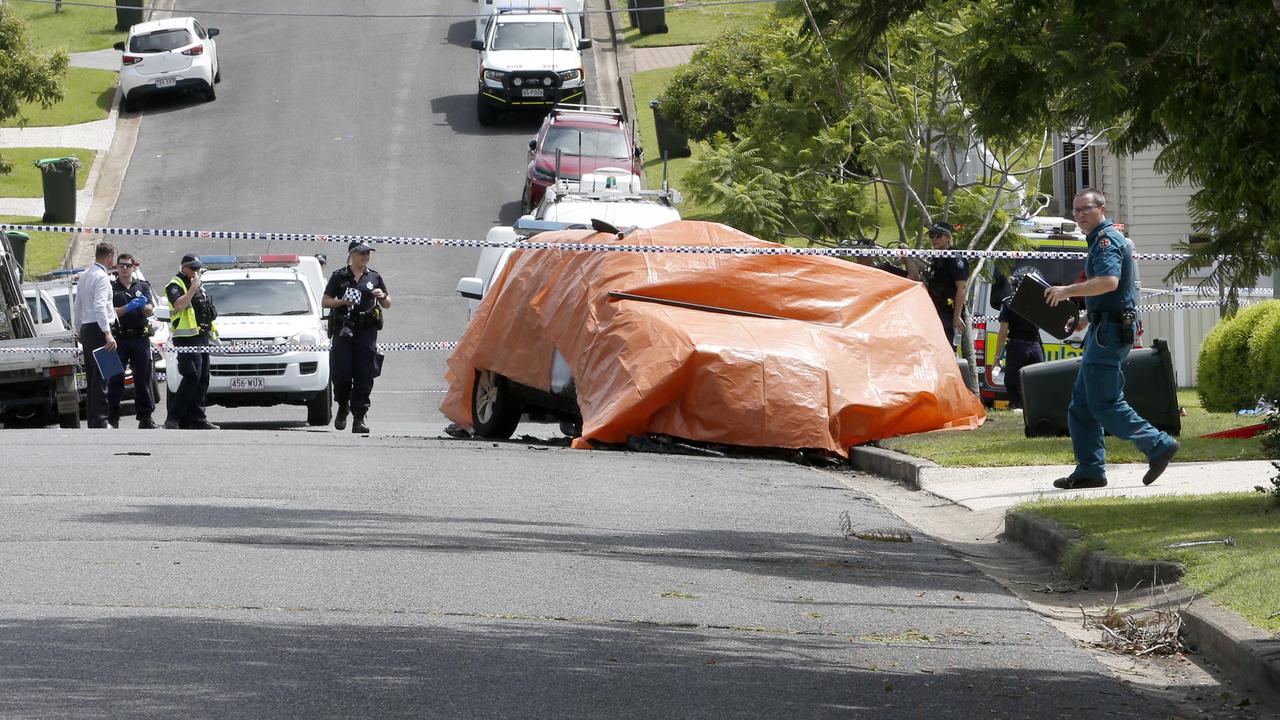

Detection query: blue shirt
(1083, 219), (1136, 316)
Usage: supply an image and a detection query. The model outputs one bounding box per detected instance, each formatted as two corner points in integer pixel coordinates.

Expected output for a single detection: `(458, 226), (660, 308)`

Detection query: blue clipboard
(92, 345), (124, 380)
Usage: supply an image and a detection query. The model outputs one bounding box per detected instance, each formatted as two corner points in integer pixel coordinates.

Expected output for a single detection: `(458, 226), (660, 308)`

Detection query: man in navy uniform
(107, 252), (158, 429)
(1044, 189), (1179, 488)
(323, 241), (391, 434)
(910, 222), (968, 347)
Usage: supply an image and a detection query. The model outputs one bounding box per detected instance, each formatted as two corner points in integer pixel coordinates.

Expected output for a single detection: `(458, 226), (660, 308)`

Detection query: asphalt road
(109, 0), (601, 432)
(0, 431), (1185, 718)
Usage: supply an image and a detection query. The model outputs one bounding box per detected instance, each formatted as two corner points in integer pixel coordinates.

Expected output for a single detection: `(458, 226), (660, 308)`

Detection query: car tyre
(307, 382), (333, 426)
(521, 182), (533, 214)
(472, 369), (522, 439)
(57, 408), (79, 429)
(476, 96), (496, 127)
(122, 95), (137, 113)
(205, 83), (217, 102)
(214, 64), (222, 84)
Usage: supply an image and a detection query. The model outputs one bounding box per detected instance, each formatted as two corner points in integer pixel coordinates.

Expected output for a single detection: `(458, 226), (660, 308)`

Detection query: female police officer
(323, 241), (391, 434)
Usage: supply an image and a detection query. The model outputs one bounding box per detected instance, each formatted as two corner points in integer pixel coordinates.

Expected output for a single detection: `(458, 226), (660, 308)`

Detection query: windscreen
(24, 297), (53, 324)
(130, 28), (193, 53)
(542, 127), (630, 159)
(492, 20), (573, 51)
(203, 279), (311, 316)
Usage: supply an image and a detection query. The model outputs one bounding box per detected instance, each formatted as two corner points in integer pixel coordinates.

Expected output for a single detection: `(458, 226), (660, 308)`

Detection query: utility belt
(1089, 309), (1136, 345)
(114, 326), (152, 339)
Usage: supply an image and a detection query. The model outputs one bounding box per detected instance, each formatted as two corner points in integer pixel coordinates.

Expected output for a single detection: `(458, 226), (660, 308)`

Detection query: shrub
(1197, 301), (1280, 412)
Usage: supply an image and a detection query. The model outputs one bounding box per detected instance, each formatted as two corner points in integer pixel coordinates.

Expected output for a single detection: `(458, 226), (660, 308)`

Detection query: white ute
(470, 9), (592, 126)
(160, 254), (332, 426)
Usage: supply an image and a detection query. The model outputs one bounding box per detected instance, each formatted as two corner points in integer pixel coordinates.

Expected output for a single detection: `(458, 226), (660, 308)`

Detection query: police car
(159, 255), (332, 425)
(470, 9), (592, 126)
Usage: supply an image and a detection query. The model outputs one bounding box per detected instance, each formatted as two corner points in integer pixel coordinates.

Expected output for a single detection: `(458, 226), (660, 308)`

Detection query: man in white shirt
(71, 242), (118, 428)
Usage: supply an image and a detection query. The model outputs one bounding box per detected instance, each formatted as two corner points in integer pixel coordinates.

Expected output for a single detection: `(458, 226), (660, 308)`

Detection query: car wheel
(214, 64), (222, 84)
(521, 182), (533, 214)
(122, 95), (137, 113)
(205, 83), (217, 102)
(57, 406), (79, 429)
(472, 369), (522, 439)
(306, 383), (333, 426)
(476, 96), (496, 127)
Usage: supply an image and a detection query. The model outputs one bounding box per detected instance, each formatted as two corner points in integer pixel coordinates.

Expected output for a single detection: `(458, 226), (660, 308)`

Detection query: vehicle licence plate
(155, 77), (176, 88)
(75, 372), (87, 390)
(521, 88), (543, 97)
(230, 377), (264, 390)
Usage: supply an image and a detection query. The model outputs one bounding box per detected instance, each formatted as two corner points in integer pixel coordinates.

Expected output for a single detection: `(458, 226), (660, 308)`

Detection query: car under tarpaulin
(441, 221), (985, 456)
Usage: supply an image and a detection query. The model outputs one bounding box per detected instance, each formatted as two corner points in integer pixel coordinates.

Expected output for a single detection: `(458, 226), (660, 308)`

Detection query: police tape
(0, 341), (458, 356)
(0, 222), (1196, 262)
(969, 297), (1263, 325)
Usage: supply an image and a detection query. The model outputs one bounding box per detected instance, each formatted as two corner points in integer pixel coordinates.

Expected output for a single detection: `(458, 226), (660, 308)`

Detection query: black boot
(335, 402), (348, 430)
(352, 411), (369, 434)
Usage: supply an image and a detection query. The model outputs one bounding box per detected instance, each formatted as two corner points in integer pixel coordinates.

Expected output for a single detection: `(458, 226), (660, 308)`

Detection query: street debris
(839, 510), (913, 543)
(1080, 585), (1190, 657)
(112, 451), (151, 456)
(1161, 537), (1236, 550)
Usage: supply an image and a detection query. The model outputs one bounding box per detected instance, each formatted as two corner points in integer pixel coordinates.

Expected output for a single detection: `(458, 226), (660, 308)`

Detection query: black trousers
(79, 323), (109, 428)
(107, 335), (155, 423)
(331, 336), (376, 412)
(167, 344), (210, 426)
(1004, 338), (1045, 409)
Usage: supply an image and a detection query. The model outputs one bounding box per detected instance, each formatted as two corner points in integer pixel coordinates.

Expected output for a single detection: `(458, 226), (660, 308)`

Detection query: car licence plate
(75, 372), (87, 390)
(521, 88), (543, 97)
(155, 77), (176, 88)
(230, 377), (264, 390)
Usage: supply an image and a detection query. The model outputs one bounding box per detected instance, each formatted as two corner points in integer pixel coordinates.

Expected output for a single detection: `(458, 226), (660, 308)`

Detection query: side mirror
(456, 276), (485, 301)
(207, 28), (220, 38)
(634, 145), (644, 159)
(528, 138), (537, 150)
(578, 39), (593, 50)
(113, 41), (126, 51)
(470, 39), (485, 51)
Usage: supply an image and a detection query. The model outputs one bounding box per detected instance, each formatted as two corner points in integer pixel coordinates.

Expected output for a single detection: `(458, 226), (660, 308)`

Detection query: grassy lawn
(0, 148), (96, 197)
(0, 67), (117, 128)
(2, 216), (74, 277)
(630, 66), (721, 220)
(622, 0), (779, 48)
(1020, 492), (1280, 633)
(880, 389), (1268, 466)
(9, 0), (125, 53)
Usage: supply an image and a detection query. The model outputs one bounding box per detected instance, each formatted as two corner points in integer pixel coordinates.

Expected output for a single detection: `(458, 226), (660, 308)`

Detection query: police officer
(1045, 189), (1179, 489)
(323, 241), (391, 434)
(989, 270), (1043, 411)
(909, 222), (968, 346)
(163, 254), (219, 430)
(107, 253), (158, 429)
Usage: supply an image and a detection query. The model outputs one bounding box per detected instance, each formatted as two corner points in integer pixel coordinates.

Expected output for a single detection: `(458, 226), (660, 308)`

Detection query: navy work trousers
(79, 323), (110, 428)
(107, 335), (155, 423)
(331, 335), (376, 412)
(1068, 321), (1177, 480)
(167, 345), (210, 427)
(1004, 338), (1044, 410)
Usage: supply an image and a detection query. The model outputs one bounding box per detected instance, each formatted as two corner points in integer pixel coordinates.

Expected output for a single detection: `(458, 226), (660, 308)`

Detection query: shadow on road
(430, 93), (545, 137)
(445, 19), (476, 48)
(0, 613), (1175, 718)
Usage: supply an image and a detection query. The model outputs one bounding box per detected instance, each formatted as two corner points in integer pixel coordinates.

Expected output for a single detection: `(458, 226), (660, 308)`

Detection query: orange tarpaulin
(441, 221), (985, 455)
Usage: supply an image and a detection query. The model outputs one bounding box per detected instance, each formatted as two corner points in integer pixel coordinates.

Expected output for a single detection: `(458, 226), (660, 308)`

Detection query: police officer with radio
(163, 254), (219, 430)
(909, 222), (968, 347)
(1044, 189), (1179, 489)
(107, 253), (158, 429)
(323, 241), (391, 434)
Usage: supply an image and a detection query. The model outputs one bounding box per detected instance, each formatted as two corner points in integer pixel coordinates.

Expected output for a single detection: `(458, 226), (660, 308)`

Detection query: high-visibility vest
(166, 274), (216, 338)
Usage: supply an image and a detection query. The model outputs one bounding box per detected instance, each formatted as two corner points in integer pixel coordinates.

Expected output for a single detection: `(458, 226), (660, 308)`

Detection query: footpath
(592, 5), (1280, 707)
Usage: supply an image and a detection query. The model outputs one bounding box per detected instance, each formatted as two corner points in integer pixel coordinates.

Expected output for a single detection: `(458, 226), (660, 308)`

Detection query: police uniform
(164, 257), (219, 430)
(325, 259), (388, 432)
(107, 275), (157, 427)
(1066, 219), (1177, 483)
(926, 254), (968, 341)
(997, 296), (1043, 409)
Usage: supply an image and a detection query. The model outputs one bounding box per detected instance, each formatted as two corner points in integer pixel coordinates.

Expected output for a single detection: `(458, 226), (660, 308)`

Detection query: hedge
(1198, 300), (1280, 412)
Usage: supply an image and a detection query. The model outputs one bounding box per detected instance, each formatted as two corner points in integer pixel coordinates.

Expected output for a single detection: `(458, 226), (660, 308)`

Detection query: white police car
(470, 9), (591, 126)
(159, 255), (331, 425)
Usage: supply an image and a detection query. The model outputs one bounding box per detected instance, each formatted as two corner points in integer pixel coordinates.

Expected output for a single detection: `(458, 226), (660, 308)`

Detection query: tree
(811, 0), (1280, 303)
(0, 5), (68, 175)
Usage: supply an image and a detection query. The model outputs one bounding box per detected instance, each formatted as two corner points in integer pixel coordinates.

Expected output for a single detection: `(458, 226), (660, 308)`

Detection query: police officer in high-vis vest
(323, 241), (391, 434)
(1044, 189), (1179, 489)
(164, 254), (220, 430)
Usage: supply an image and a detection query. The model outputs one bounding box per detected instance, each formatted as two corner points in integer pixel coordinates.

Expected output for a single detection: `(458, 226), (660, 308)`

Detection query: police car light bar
(199, 254), (300, 269)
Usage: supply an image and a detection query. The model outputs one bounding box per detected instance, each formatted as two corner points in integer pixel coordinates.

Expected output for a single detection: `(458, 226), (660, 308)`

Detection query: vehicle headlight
(530, 165), (556, 182)
(558, 68), (582, 83)
(483, 69), (506, 83)
(289, 330), (321, 348)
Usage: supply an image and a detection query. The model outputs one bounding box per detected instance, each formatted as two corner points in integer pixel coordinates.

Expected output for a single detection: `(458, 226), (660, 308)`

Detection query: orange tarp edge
(441, 221), (985, 456)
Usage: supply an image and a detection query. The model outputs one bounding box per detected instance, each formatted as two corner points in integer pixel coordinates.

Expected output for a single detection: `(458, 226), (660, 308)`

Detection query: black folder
(1008, 270), (1080, 340)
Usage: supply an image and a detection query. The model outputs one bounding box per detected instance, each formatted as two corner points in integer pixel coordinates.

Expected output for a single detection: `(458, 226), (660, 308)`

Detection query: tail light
(48, 366), (74, 377)
(122, 55), (142, 66)
(182, 44), (204, 56)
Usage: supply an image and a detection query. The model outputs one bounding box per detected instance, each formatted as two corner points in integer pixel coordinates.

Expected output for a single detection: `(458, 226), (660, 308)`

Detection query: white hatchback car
(114, 16), (221, 112)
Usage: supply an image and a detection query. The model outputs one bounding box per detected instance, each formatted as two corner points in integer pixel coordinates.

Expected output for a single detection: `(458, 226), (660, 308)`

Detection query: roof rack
(550, 103), (625, 122)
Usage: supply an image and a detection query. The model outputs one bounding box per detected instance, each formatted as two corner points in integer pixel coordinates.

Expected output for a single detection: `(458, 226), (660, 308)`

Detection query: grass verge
(880, 389), (1267, 466)
(622, 0), (778, 48)
(2, 216), (73, 276)
(629, 66), (720, 220)
(10, 0), (125, 53)
(0, 148), (96, 197)
(0, 67), (117, 128)
(1020, 492), (1280, 633)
